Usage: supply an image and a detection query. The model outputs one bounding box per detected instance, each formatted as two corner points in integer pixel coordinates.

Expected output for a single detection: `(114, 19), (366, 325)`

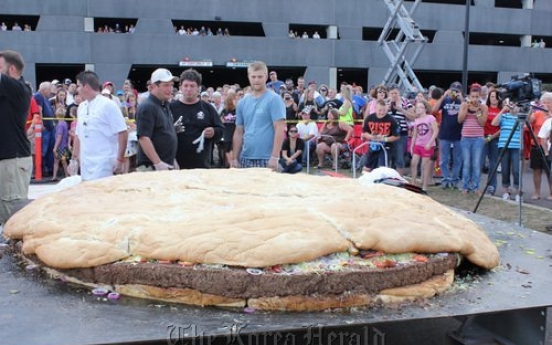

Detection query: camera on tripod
(498, 73), (542, 105)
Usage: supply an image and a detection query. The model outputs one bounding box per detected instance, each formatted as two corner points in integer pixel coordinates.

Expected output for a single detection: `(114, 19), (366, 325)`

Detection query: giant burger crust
(4, 168), (499, 310)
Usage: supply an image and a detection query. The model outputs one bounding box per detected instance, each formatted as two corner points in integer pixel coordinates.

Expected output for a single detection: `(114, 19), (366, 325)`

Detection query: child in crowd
(410, 100), (439, 191)
(52, 107), (70, 181)
(124, 118), (138, 173)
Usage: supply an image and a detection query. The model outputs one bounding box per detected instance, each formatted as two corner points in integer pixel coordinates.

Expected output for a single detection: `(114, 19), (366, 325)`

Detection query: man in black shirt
(0, 50), (32, 225)
(136, 68), (179, 171)
(170, 69), (224, 169)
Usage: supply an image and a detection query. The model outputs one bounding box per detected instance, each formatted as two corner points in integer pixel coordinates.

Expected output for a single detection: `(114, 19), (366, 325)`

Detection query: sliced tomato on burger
(374, 259), (396, 268)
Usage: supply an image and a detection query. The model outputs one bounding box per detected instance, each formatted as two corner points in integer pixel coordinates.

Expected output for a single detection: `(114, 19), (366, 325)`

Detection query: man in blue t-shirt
(433, 81), (464, 189)
(34, 82), (56, 176)
(232, 62), (286, 170)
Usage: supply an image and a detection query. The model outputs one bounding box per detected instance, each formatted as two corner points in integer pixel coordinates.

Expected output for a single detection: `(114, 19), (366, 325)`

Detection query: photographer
(433, 81), (464, 189)
(320, 88), (342, 119)
(283, 92), (298, 130)
(388, 85), (415, 176)
(491, 102), (521, 201)
(458, 83), (488, 195)
(537, 104), (552, 200)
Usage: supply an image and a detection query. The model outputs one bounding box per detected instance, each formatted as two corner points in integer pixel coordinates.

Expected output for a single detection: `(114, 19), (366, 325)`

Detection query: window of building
(288, 24), (329, 39)
(0, 15), (39, 31)
(362, 27), (435, 43)
(495, 0), (523, 9)
(171, 20), (264, 37)
(94, 18), (138, 33)
(35, 64), (86, 88)
(467, 32), (522, 47)
(405, 0), (474, 4)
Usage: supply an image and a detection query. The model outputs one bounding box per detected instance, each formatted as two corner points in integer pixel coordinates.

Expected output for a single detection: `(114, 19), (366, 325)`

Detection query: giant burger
(4, 169), (499, 311)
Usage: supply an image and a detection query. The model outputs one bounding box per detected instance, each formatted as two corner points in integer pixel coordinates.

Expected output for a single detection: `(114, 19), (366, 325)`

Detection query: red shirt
(484, 106), (500, 136)
(25, 96), (40, 131)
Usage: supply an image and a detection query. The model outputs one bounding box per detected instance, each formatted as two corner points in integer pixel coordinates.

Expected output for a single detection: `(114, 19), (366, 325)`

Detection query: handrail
(352, 141), (388, 178)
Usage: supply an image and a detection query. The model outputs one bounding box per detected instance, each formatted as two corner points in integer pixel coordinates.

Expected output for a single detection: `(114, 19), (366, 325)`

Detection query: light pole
(461, 0), (471, 94)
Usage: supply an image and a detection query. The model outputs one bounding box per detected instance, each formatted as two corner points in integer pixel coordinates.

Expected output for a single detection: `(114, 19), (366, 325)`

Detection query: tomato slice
(374, 259), (396, 268)
(413, 255), (429, 262)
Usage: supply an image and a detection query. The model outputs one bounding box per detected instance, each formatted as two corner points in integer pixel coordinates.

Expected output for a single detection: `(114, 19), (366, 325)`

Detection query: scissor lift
(378, 0), (427, 92)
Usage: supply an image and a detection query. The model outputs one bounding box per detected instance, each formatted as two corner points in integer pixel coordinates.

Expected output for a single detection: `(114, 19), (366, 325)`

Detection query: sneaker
(515, 194), (522, 202)
(485, 186), (495, 195)
(502, 192), (510, 200)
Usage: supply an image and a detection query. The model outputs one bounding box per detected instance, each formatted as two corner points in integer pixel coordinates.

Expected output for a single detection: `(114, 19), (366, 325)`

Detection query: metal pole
(461, 0), (470, 94)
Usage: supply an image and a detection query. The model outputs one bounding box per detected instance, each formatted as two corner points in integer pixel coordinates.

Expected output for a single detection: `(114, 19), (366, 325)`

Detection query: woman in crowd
(283, 91), (298, 130)
(336, 84), (354, 125)
(410, 100), (439, 191)
(126, 92), (138, 120)
(52, 88), (67, 111)
(482, 90), (502, 195)
(220, 91), (238, 168)
(279, 126), (304, 174)
(298, 89), (321, 120)
(316, 109), (353, 169)
(364, 85), (387, 118)
(458, 83), (488, 195)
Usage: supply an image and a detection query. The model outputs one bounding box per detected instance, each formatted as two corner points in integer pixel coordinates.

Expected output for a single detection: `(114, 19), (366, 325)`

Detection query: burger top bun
(4, 169), (499, 270)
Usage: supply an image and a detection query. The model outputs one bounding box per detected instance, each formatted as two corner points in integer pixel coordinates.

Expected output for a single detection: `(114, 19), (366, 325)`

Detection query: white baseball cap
(150, 68), (178, 84)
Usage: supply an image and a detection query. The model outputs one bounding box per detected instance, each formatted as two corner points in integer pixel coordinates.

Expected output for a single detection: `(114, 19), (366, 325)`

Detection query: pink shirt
(461, 108), (484, 137)
(414, 115), (437, 148)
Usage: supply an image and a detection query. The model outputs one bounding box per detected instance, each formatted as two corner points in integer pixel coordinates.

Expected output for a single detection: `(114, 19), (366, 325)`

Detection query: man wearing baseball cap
(135, 68), (179, 171)
(433, 81), (464, 189)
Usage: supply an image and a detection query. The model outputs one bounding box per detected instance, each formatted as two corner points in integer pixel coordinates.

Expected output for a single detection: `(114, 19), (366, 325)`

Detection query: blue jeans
(500, 148), (520, 189)
(392, 135), (407, 169)
(481, 137), (499, 193)
(439, 139), (462, 187)
(461, 137), (485, 191)
(41, 127), (55, 174)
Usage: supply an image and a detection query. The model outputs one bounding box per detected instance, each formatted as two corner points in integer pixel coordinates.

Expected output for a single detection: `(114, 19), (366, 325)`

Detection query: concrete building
(1, 0), (551, 91)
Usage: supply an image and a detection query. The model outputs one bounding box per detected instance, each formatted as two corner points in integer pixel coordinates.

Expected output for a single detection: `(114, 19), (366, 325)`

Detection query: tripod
(474, 106), (551, 227)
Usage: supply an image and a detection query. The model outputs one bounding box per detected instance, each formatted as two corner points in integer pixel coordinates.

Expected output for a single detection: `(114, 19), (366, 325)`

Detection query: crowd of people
(175, 26), (230, 36)
(1, 22), (32, 31)
(96, 24), (135, 33)
(1, 48), (552, 229)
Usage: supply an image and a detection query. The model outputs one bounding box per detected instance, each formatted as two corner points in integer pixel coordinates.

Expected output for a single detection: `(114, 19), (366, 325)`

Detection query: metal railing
(352, 141), (388, 179)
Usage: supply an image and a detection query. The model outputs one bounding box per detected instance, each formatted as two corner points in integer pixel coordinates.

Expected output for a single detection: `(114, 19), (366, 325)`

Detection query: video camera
(498, 73), (542, 104)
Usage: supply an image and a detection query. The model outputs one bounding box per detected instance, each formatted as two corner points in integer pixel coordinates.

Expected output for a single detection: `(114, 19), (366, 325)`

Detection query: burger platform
(1, 212), (551, 345)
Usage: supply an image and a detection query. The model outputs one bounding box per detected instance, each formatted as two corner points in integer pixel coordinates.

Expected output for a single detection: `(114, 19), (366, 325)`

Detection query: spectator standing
(0, 22), (7, 31)
(283, 91), (298, 130)
(220, 91), (238, 168)
(410, 100), (439, 191)
(34, 81), (56, 177)
(433, 81), (464, 189)
(136, 68), (179, 171)
(266, 71), (284, 93)
(491, 103), (521, 201)
(232, 61), (286, 169)
(296, 108), (319, 164)
(336, 84), (355, 125)
(361, 100), (400, 172)
(365, 85), (387, 118)
(458, 83), (488, 195)
(528, 92), (552, 200)
(170, 69), (224, 169)
(72, 71), (128, 180)
(387, 85), (414, 176)
(0, 50), (32, 225)
(51, 107), (70, 181)
(482, 90), (502, 195)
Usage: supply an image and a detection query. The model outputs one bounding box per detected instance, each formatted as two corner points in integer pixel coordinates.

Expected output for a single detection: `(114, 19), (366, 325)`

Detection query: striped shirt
(497, 113), (520, 149)
(461, 108), (484, 137)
